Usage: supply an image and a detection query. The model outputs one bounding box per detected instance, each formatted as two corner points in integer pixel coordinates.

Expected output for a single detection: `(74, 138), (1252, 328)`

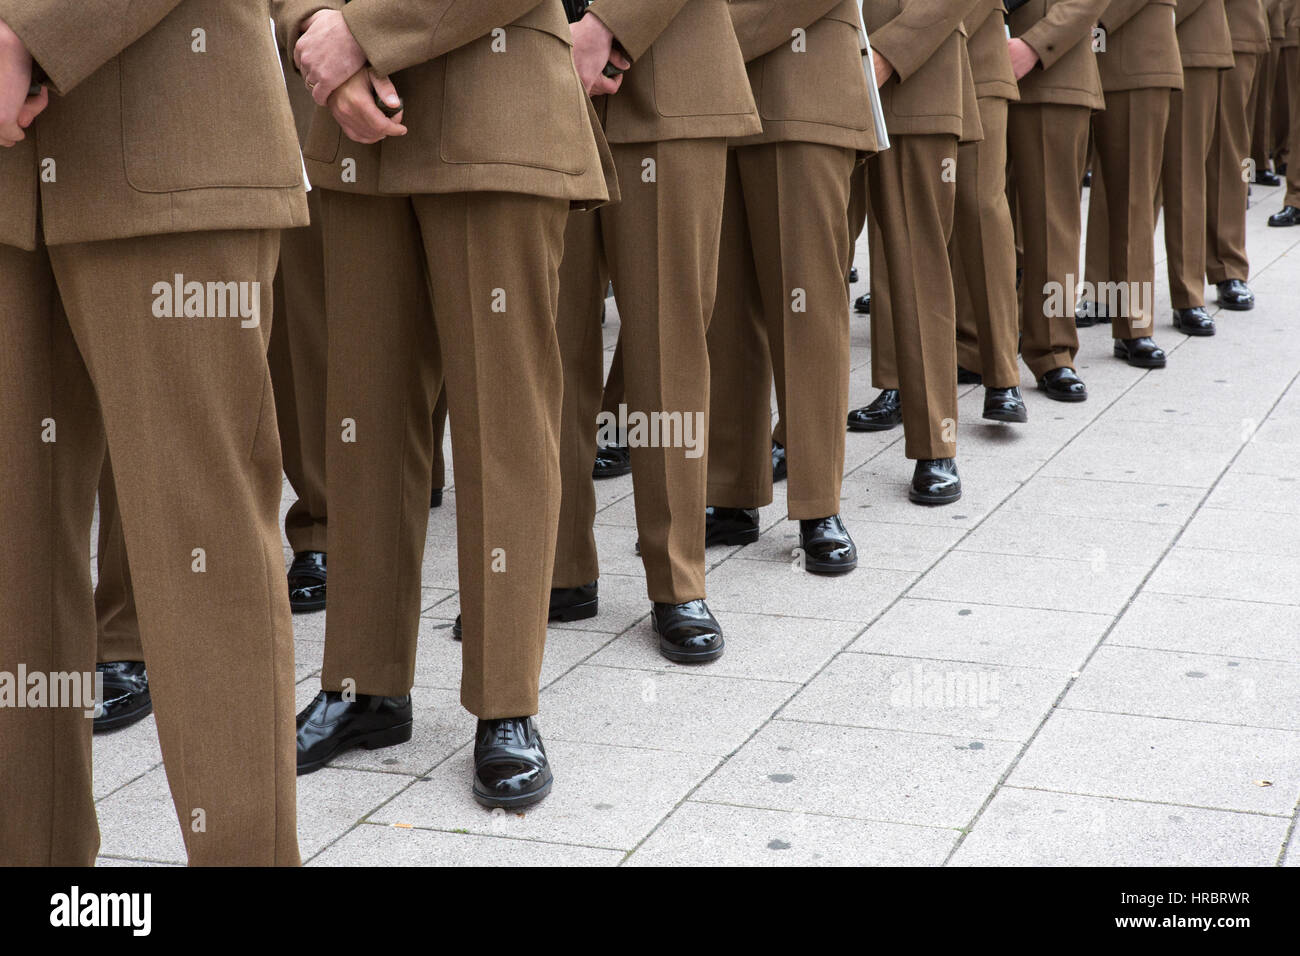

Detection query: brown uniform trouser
(93, 191), (330, 665)
(952, 96), (1021, 388)
(1288, 46), (1300, 206)
(1163, 69), (1221, 310)
(867, 134), (960, 461)
(553, 138), (728, 601)
(1085, 88), (1171, 339)
(1250, 44), (1281, 168)
(706, 142), (856, 518)
(0, 230), (299, 867)
(1207, 52), (1260, 283)
(317, 190), (568, 719)
(1008, 102), (1090, 377)
(1275, 46), (1296, 167)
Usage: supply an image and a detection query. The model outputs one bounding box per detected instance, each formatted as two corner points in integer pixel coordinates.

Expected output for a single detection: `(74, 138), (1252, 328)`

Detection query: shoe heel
(361, 720), (413, 750)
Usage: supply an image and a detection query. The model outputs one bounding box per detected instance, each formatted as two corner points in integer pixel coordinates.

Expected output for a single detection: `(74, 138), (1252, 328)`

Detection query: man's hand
(0, 17), (48, 147)
(871, 48), (894, 88)
(1008, 38), (1040, 80)
(295, 9), (368, 106)
(329, 69), (407, 145)
(570, 13), (628, 96)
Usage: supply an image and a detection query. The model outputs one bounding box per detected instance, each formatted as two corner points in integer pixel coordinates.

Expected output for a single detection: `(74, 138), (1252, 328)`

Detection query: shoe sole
(297, 720), (414, 775)
(1173, 321), (1215, 337)
(290, 595), (326, 614)
(846, 419), (901, 433)
(1113, 346), (1167, 368)
(1216, 300), (1254, 312)
(705, 527), (760, 547)
(1037, 385), (1088, 403)
(550, 599), (599, 623)
(909, 487), (962, 506)
(982, 409), (1028, 423)
(92, 700), (154, 734)
(592, 465), (632, 479)
(804, 557), (858, 575)
(473, 776), (553, 811)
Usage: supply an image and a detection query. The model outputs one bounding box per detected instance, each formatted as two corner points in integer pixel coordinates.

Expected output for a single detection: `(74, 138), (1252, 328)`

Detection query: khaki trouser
(867, 134), (960, 461)
(952, 96), (1021, 388)
(1008, 102), (1090, 378)
(553, 138), (729, 601)
(0, 229), (299, 866)
(1207, 52), (1260, 283)
(706, 141), (856, 518)
(316, 189), (568, 719)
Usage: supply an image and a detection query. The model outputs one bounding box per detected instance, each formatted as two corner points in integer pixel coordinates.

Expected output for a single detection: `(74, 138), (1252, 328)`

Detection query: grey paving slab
(850, 597), (1109, 671)
(694, 719), (1018, 828)
(952, 788), (1290, 866)
(372, 738), (718, 851)
(912, 550), (1148, 615)
(94, 768), (186, 864)
(957, 509), (1179, 566)
(1105, 592), (1300, 663)
(1008, 709), (1300, 815)
(1178, 506), (1300, 557)
(1000, 475), (1202, 525)
(586, 610), (863, 684)
(540, 664), (798, 755)
(782, 652), (1066, 742)
(1204, 470), (1300, 515)
(294, 766), (416, 857)
(740, 517), (966, 573)
(308, 822), (623, 866)
(1064, 645), (1300, 730)
(1146, 547), (1300, 605)
(545, 571), (651, 635)
(329, 687), (476, 776)
(1040, 420), (1243, 488)
(705, 554), (916, 622)
(839, 468), (1023, 530)
(626, 801), (957, 867)
(93, 715), (162, 800)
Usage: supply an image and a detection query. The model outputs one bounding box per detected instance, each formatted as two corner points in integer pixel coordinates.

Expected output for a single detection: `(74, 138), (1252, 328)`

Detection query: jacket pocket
(440, 21), (588, 174)
(119, 2), (302, 192)
(755, 17), (870, 131)
(651, 0), (756, 118)
(1120, 0), (1179, 76)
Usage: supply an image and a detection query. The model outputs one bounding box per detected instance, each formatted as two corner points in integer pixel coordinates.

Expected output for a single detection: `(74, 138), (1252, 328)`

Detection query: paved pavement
(94, 179), (1300, 866)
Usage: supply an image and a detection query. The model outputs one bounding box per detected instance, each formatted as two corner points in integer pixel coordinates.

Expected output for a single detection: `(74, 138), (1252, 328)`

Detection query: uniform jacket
(0, 0), (309, 251)
(1287, 0), (1299, 45)
(587, 0), (761, 144)
(966, 0), (1021, 100)
(276, 0), (614, 202)
(1011, 0), (1109, 109)
(1223, 0), (1271, 51)
(1266, 0), (1287, 38)
(1097, 0), (1184, 92)
(728, 0), (880, 151)
(1176, 0), (1234, 69)
(864, 0), (986, 142)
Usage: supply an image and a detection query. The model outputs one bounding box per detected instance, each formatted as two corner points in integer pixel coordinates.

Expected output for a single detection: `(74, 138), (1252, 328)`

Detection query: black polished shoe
(910, 458), (962, 506)
(1075, 300), (1107, 328)
(296, 690), (413, 774)
(453, 581), (600, 640)
(798, 515), (857, 575)
(473, 717), (552, 810)
(847, 389), (901, 431)
(957, 366), (983, 385)
(772, 441), (787, 482)
(1254, 169), (1282, 186)
(1173, 306), (1215, 336)
(1036, 367), (1088, 403)
(705, 505), (760, 546)
(430, 486), (443, 508)
(1268, 205), (1300, 227)
(1216, 279), (1255, 311)
(287, 550), (327, 613)
(1113, 337), (1168, 368)
(853, 292), (871, 315)
(849, 266), (860, 284)
(92, 662), (152, 733)
(983, 386), (1028, 423)
(593, 443), (632, 479)
(651, 600), (724, 663)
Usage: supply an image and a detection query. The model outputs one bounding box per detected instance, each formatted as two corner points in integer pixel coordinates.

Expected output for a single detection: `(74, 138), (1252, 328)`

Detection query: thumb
(370, 71), (401, 109)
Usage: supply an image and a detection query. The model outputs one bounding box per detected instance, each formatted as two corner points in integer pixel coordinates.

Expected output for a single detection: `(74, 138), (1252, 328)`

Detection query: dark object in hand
(562, 0), (627, 77)
(28, 82), (42, 97)
(372, 87), (402, 118)
(1005, 0), (1033, 12)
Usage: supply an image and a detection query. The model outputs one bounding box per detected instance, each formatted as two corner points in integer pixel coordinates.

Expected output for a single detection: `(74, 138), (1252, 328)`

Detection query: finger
(312, 79), (337, 107)
(354, 93), (407, 137)
(18, 87), (49, 128)
(370, 73), (403, 112)
(590, 74), (620, 96)
(610, 50), (631, 71)
(0, 122), (25, 144)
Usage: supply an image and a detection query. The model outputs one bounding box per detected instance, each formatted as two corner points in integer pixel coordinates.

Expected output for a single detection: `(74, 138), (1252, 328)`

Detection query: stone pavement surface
(93, 180), (1300, 867)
